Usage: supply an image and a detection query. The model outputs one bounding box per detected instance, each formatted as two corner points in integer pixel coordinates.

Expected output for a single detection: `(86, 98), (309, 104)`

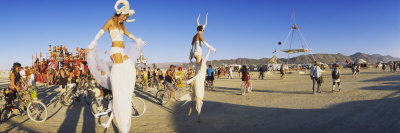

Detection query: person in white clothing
(228, 66), (233, 79)
(190, 13), (216, 66)
(310, 61), (322, 94)
(86, 0), (146, 132)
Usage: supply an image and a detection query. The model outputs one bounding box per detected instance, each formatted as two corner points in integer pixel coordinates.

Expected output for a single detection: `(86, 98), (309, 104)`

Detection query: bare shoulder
(106, 19), (114, 25)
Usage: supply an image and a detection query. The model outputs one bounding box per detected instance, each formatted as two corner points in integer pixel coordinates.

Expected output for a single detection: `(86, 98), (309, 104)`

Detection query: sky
(0, 0), (399, 70)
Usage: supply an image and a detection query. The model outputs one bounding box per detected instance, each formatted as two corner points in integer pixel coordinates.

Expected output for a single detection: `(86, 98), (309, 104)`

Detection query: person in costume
(87, 0), (146, 132)
(190, 13), (216, 66)
(181, 13), (216, 122)
(176, 67), (183, 88)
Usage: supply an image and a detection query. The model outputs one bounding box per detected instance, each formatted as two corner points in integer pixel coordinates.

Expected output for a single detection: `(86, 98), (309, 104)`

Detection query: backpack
(332, 69), (340, 79)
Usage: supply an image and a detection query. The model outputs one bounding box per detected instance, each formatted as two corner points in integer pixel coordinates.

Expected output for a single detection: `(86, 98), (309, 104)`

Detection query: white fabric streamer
(87, 37), (145, 133)
(180, 49), (213, 116)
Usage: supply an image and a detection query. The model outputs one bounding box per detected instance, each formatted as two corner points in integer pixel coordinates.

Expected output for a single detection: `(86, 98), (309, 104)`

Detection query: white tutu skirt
(110, 59), (135, 132)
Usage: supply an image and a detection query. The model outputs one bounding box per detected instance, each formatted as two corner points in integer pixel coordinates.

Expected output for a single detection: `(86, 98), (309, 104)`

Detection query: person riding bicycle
(206, 65), (215, 85)
(8, 62), (28, 105)
(165, 65), (176, 98)
(59, 64), (68, 91)
(157, 68), (164, 87)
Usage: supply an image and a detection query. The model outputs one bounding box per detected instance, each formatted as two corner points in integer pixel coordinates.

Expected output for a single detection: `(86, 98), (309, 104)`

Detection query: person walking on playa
(382, 63), (386, 71)
(331, 64), (342, 92)
(310, 61), (322, 94)
(392, 62), (397, 73)
(258, 65), (265, 80)
(280, 64), (285, 80)
(228, 66), (233, 79)
(176, 67), (183, 88)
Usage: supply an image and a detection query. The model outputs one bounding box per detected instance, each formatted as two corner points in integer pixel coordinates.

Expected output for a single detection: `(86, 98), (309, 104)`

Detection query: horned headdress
(197, 13), (208, 30)
(115, 0), (136, 23)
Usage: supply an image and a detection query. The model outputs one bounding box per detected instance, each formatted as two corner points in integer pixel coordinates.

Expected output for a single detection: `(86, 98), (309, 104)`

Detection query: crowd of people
(135, 64), (196, 90)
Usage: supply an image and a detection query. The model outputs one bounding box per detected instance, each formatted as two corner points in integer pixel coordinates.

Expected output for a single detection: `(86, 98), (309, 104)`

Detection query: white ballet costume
(109, 47), (135, 132)
(194, 41), (202, 58)
(181, 47), (215, 117)
(87, 28), (145, 133)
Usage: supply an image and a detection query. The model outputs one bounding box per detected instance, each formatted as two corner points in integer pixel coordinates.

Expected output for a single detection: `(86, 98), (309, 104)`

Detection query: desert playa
(1, 69), (399, 133)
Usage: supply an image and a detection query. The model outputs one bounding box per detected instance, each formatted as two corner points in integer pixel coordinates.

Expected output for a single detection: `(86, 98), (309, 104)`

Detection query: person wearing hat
(331, 64), (342, 92)
(86, 0), (146, 132)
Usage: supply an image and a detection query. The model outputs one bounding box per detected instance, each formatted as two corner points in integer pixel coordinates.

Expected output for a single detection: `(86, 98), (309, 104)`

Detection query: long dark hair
(11, 62), (21, 74)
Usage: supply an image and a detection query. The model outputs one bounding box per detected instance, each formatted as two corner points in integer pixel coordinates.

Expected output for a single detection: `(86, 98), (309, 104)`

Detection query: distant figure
(206, 65), (215, 85)
(356, 64), (360, 76)
(240, 65), (251, 88)
(351, 64), (356, 76)
(331, 64), (342, 92)
(228, 66), (233, 79)
(382, 64), (386, 71)
(280, 64), (285, 80)
(310, 61), (322, 94)
(177, 67), (183, 88)
(258, 65), (265, 80)
(393, 63), (397, 73)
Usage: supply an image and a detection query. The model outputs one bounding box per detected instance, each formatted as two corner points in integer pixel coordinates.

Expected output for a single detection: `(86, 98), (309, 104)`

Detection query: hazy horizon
(1, 0), (399, 70)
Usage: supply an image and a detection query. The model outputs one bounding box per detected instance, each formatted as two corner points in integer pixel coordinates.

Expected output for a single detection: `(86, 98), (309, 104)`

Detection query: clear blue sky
(0, 0), (399, 70)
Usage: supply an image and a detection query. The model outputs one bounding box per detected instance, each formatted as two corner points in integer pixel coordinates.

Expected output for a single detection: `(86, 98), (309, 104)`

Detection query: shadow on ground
(171, 75), (400, 133)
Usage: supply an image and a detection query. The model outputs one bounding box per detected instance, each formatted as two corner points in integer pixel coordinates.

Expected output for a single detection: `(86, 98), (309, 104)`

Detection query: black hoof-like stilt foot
(197, 115), (201, 123)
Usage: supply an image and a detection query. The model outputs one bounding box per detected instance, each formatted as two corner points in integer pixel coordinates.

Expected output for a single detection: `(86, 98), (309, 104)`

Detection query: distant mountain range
(204, 52), (400, 66)
(150, 52), (399, 69)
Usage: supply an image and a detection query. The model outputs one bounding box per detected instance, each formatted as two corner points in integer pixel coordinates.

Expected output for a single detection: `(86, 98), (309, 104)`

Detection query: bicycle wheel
(84, 90), (94, 105)
(60, 92), (74, 106)
(173, 88), (183, 101)
(156, 90), (169, 105)
(27, 101), (47, 122)
(90, 98), (108, 116)
(241, 82), (247, 95)
(131, 97), (146, 117)
(211, 82), (214, 91)
(156, 83), (162, 91)
(205, 82), (209, 91)
(0, 108), (12, 121)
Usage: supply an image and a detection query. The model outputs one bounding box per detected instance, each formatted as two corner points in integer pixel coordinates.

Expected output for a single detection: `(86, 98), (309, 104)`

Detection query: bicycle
(78, 78), (95, 105)
(59, 83), (83, 106)
(0, 86), (48, 122)
(205, 79), (214, 91)
(91, 87), (146, 118)
(155, 82), (183, 105)
(90, 87), (112, 116)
